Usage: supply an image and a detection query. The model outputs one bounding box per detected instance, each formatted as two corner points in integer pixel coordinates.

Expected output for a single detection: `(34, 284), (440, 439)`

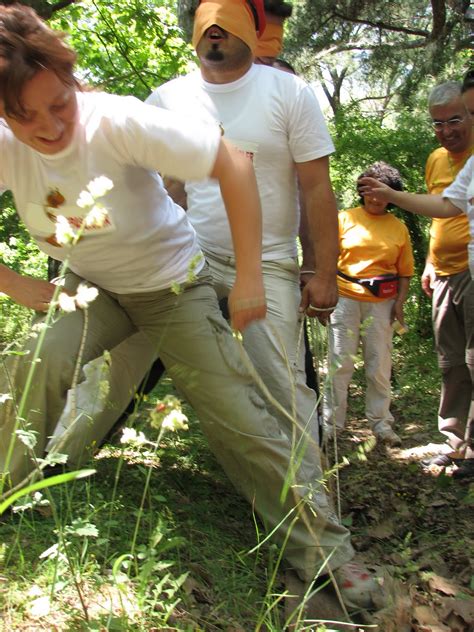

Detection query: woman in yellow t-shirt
(323, 162), (414, 446)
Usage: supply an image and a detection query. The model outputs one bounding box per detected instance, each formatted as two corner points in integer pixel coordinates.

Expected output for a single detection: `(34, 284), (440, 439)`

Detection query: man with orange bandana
(254, 0), (292, 65)
(148, 0), (386, 618)
(421, 81), (473, 468)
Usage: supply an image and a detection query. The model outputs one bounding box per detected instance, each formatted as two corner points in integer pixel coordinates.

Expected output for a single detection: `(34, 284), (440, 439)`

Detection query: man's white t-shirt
(443, 156), (474, 280)
(0, 91), (221, 293)
(147, 64), (334, 260)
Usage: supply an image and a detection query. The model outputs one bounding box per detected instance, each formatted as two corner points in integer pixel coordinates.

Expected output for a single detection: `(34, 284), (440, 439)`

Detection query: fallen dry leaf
(413, 604), (441, 626)
(427, 574), (461, 596)
(443, 611), (469, 632)
(438, 596), (474, 626)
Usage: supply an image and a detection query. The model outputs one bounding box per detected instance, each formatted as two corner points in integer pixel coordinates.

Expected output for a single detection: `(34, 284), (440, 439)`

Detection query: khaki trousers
(0, 269), (353, 580)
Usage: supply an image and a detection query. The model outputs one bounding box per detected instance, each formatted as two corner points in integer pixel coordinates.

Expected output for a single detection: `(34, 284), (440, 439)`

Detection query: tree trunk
(177, 0), (197, 43)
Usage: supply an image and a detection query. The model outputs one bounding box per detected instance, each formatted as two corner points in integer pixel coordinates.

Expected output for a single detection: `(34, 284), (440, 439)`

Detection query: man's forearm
(298, 190), (316, 272)
(296, 157), (339, 279)
(307, 188), (339, 279)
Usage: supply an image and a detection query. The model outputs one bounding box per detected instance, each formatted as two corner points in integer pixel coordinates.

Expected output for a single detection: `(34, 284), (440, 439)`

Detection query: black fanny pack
(338, 270), (399, 298)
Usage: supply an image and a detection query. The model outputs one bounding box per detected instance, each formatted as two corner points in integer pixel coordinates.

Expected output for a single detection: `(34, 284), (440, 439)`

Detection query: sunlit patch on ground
(1, 579), (141, 631)
(397, 442), (448, 461)
(95, 445), (162, 467)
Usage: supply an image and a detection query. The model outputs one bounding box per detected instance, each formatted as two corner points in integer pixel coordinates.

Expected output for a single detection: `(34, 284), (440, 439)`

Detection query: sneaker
(374, 426), (402, 447)
(284, 569), (351, 627)
(333, 559), (385, 611)
(421, 453), (454, 468)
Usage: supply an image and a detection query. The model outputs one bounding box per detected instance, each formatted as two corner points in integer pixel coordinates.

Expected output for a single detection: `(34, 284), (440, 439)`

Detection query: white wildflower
(120, 427), (148, 446)
(76, 190), (95, 209)
(85, 204), (109, 229)
(55, 215), (75, 245)
(58, 292), (76, 313)
(75, 284), (98, 309)
(29, 595), (51, 618)
(161, 409), (188, 432)
(87, 176), (113, 199)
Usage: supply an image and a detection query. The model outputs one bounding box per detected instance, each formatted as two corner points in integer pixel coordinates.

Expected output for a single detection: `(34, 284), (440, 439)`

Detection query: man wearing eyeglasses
(422, 80), (473, 472)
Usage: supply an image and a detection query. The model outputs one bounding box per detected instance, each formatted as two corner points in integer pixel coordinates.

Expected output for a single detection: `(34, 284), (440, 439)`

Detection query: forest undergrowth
(0, 312), (473, 632)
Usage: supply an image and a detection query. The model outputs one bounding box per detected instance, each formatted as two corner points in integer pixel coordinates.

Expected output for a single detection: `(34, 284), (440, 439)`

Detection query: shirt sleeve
(288, 80), (335, 163)
(108, 95), (221, 182)
(443, 156), (473, 215)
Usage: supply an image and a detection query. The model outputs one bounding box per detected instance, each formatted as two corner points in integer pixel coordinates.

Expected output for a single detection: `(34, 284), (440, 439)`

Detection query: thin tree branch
(332, 12), (430, 38)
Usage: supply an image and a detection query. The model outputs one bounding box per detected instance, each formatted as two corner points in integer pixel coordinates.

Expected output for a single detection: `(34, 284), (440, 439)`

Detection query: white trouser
(324, 297), (395, 431)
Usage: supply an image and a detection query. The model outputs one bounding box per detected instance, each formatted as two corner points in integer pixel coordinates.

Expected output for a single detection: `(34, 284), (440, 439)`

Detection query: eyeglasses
(431, 116), (466, 131)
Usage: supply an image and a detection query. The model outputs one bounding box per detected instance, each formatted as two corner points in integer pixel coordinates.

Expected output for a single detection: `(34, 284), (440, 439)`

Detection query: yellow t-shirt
(337, 206), (415, 302)
(426, 146), (472, 275)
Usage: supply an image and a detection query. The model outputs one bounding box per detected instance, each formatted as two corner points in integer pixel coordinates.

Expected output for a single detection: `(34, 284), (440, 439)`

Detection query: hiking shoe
(333, 560), (385, 611)
(284, 569), (351, 628)
(374, 426), (402, 447)
(421, 453), (454, 468)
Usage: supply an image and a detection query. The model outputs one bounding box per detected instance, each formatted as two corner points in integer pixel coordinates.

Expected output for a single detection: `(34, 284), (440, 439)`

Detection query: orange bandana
(254, 21), (283, 57)
(192, 0), (265, 53)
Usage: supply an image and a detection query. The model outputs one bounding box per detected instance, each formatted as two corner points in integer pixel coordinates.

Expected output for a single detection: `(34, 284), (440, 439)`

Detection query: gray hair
(428, 81), (462, 108)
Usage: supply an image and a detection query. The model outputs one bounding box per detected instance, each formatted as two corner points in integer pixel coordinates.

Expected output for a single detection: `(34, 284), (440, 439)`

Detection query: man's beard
(205, 46), (224, 62)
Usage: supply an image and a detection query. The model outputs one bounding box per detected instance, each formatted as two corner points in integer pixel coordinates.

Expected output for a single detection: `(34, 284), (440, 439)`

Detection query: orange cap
(192, 0), (266, 53)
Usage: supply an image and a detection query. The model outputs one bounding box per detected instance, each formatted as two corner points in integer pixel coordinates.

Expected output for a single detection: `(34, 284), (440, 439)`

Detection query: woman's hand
(358, 177), (395, 204)
(228, 275), (266, 332)
(7, 273), (58, 311)
(390, 299), (405, 327)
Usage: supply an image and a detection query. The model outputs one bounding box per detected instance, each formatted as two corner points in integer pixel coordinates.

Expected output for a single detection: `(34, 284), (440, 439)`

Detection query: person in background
(359, 151), (474, 479)
(147, 0), (386, 618)
(323, 162), (414, 446)
(253, 0), (292, 66)
(417, 81), (473, 469)
(254, 1), (321, 400)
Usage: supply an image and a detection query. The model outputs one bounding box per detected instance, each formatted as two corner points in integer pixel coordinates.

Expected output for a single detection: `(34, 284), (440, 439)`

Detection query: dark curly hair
(357, 161), (403, 210)
(0, 4), (78, 119)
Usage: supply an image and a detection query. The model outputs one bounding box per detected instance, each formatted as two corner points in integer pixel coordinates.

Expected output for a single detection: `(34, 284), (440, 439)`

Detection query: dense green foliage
(285, 0), (471, 114)
(50, 0), (196, 100)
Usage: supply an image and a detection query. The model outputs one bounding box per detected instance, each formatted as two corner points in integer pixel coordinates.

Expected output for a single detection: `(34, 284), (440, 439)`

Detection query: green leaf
(0, 469), (96, 515)
(15, 429), (38, 450)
